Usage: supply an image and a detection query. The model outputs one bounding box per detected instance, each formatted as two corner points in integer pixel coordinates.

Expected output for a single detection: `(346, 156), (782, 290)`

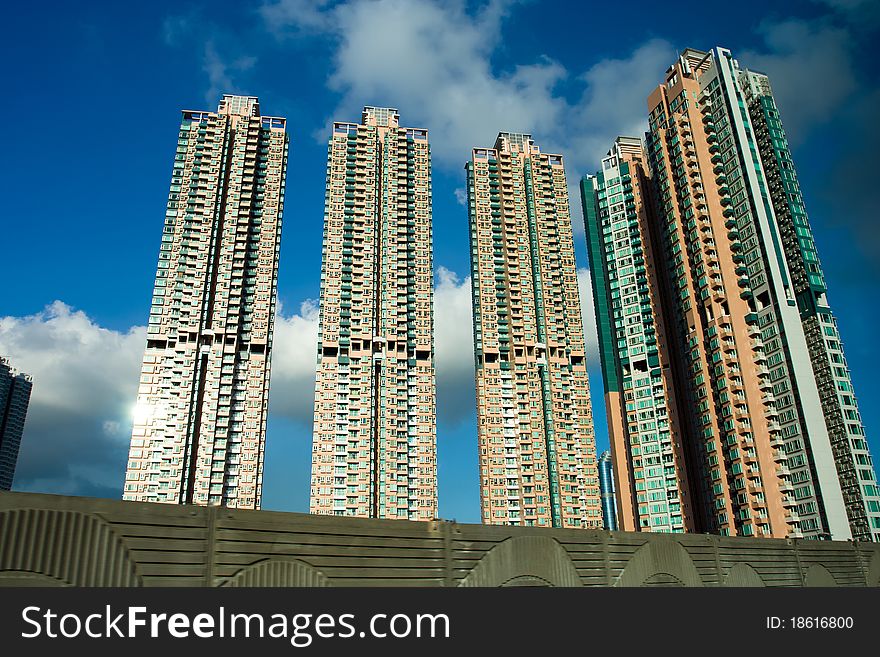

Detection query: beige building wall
(124, 95), (288, 510)
(310, 107), (436, 521)
(646, 53), (796, 538)
(467, 133), (601, 529)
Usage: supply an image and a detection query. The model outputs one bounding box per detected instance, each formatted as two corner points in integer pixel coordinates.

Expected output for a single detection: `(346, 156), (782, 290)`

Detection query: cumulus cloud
(577, 268), (600, 371)
(258, 1), (674, 236)
(0, 269), (482, 497)
(258, 0), (868, 166)
(258, 1), (876, 244)
(324, 0), (566, 167)
(270, 269), (478, 428)
(813, 0), (880, 24)
(739, 19), (856, 144)
(434, 267), (475, 427)
(161, 10), (259, 106)
(454, 188), (468, 206)
(247, 2), (603, 246)
(260, 1), (576, 162)
(268, 270), (479, 429)
(0, 302), (145, 498)
(561, 39), (675, 170)
(267, 299), (320, 425)
(260, 0), (336, 34)
(202, 41), (258, 106)
(824, 89), (880, 268)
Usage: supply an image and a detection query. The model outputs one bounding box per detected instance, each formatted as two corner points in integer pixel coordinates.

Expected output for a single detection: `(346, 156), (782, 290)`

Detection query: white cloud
(739, 20), (857, 144)
(270, 269), (477, 427)
(202, 41), (257, 105)
(814, 0), (878, 12)
(561, 39), (675, 171)
(454, 187), (468, 206)
(261, 0), (570, 162)
(324, 0), (567, 167)
(259, 2), (870, 240)
(259, 1), (673, 236)
(577, 268), (600, 370)
(267, 299), (320, 424)
(0, 267), (603, 497)
(162, 12), (198, 46)
(0, 302), (145, 497)
(161, 11), (259, 106)
(434, 267), (475, 426)
(260, 0), (336, 34)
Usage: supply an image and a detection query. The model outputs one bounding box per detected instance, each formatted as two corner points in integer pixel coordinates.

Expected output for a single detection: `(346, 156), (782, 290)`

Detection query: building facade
(466, 132), (601, 528)
(598, 450), (618, 531)
(740, 70), (880, 541)
(581, 137), (696, 533)
(123, 95), (288, 509)
(642, 48), (850, 539)
(0, 358), (32, 491)
(309, 107), (437, 521)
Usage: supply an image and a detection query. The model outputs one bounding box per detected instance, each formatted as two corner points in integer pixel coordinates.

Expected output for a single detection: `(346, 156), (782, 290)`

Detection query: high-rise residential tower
(581, 137), (696, 533)
(740, 70), (880, 541)
(123, 95), (288, 509)
(598, 450), (618, 531)
(0, 357), (32, 491)
(309, 107), (437, 521)
(643, 48), (850, 539)
(466, 132), (601, 528)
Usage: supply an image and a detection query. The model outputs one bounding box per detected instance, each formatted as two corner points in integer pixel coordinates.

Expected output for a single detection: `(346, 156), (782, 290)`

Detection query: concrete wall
(1, 492), (877, 587)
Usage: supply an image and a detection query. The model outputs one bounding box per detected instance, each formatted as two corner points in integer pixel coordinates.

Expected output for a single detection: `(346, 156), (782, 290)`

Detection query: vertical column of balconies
(523, 154), (560, 527)
(646, 58), (796, 538)
(312, 130), (344, 514)
(532, 153), (599, 529)
(404, 128), (436, 521)
(494, 153), (523, 525)
(583, 170), (642, 533)
(648, 84), (743, 537)
(506, 151), (539, 526)
(699, 60), (814, 538)
(743, 73), (879, 541)
(173, 113), (221, 506)
(504, 152), (543, 527)
(247, 117), (287, 509)
(350, 125), (376, 518)
(470, 149), (512, 524)
(585, 145), (695, 533)
(377, 126), (402, 518)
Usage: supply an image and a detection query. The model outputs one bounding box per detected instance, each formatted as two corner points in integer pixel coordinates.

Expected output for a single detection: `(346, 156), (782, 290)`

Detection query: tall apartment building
(0, 357), (32, 491)
(642, 48), (850, 539)
(740, 70), (880, 541)
(581, 137), (696, 533)
(466, 132), (601, 528)
(598, 450), (618, 531)
(124, 95), (288, 509)
(309, 107), (437, 521)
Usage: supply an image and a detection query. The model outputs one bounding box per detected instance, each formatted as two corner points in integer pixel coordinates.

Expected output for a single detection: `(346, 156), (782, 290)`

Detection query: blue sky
(1, 0), (879, 523)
